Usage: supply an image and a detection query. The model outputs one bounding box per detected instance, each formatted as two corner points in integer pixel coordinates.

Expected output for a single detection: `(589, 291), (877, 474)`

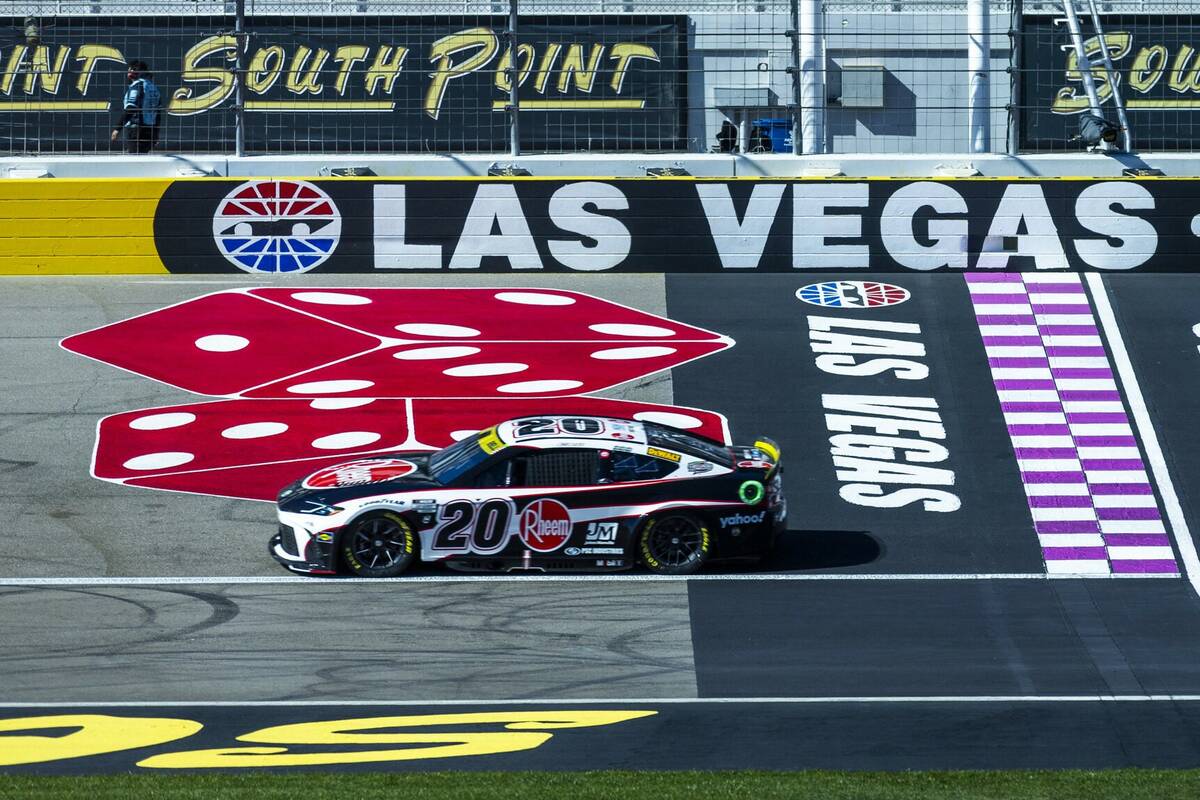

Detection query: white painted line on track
(4, 695), (1200, 707)
(0, 573), (1182, 587)
(1086, 273), (1200, 599)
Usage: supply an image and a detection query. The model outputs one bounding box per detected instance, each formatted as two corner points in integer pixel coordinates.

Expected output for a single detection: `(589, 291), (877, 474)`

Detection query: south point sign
(1022, 15), (1200, 149)
(0, 16), (685, 153)
(169, 29), (664, 119)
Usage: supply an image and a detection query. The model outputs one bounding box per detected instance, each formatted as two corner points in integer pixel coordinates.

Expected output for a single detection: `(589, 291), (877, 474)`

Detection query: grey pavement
(0, 582), (696, 702)
(0, 274), (672, 578)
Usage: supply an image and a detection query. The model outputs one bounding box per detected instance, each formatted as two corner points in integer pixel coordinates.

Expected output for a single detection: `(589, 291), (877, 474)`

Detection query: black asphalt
(688, 579), (1200, 697)
(8, 274), (1200, 774)
(1101, 275), (1200, 544)
(666, 274), (1041, 574)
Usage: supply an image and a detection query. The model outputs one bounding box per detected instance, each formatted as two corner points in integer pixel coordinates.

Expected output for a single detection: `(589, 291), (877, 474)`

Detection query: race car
(271, 415), (785, 576)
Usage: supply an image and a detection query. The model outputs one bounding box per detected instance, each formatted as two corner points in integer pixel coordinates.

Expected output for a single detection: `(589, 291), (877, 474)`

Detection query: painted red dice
(68, 287), (735, 501)
(62, 288), (730, 398)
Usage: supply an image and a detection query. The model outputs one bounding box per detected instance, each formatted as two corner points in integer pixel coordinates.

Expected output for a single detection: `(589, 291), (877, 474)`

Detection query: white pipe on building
(799, 0), (825, 155)
(968, 0), (990, 153)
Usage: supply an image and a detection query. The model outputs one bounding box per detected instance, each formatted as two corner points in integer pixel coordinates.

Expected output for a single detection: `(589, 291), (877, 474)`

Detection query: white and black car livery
(271, 415), (785, 576)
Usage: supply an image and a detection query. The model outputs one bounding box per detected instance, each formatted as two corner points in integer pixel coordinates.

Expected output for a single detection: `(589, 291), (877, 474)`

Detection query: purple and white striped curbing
(965, 273), (1178, 577)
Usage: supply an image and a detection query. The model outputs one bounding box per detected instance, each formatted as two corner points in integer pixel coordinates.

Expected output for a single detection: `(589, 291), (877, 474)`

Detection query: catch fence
(1, 0), (1199, 155)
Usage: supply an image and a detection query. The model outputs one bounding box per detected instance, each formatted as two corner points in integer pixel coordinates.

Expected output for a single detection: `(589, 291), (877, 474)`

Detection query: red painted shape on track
(61, 292), (377, 396)
(248, 287), (725, 342)
(243, 339), (727, 399)
(70, 288), (732, 500)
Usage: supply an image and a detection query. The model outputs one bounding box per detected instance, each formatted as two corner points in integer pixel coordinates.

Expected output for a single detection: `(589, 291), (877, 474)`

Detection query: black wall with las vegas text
(150, 178), (1200, 274)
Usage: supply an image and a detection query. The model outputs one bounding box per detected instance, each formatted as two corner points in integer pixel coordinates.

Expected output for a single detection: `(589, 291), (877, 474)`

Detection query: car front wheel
(340, 512), (417, 578)
(639, 512), (711, 575)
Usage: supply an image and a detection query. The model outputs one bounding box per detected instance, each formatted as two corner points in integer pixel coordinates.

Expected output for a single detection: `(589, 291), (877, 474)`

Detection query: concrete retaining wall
(5, 175), (1197, 275)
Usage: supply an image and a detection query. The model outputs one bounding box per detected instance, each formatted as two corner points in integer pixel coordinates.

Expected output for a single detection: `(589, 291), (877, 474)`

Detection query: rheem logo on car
(213, 180), (342, 274)
(796, 281), (910, 309)
(518, 499), (573, 552)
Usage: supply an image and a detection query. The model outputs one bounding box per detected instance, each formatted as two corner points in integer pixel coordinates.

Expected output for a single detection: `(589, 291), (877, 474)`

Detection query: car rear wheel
(639, 512), (711, 575)
(340, 511), (417, 578)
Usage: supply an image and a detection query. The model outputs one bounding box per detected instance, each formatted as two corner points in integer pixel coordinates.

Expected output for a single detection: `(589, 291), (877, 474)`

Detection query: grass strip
(1, 769), (1199, 800)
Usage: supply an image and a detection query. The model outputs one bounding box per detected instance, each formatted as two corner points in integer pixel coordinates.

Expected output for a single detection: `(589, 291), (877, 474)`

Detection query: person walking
(111, 60), (162, 153)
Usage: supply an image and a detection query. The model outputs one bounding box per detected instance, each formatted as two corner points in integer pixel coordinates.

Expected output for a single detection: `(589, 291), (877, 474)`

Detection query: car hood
(277, 452), (441, 508)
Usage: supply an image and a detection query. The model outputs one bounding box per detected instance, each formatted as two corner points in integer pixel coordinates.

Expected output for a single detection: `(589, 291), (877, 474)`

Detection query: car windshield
(428, 433), (491, 484)
(644, 423), (734, 466)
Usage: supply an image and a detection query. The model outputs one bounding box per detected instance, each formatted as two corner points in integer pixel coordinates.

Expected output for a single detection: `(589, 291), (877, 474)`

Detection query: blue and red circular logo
(213, 180), (341, 274)
(796, 281), (910, 309)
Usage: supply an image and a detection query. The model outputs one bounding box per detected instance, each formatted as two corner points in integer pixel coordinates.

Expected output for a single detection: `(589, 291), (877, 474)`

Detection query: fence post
(508, 0), (521, 158)
(968, 0), (991, 152)
(1008, 0), (1021, 155)
(234, 0), (246, 157)
(789, 0), (802, 155)
(799, 0), (825, 154)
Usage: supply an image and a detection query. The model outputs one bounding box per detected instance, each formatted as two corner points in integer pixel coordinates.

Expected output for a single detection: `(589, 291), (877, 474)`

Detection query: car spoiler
(753, 436), (782, 475)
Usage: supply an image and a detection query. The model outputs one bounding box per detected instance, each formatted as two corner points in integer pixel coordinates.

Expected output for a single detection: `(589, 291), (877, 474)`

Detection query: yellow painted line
(0, 237), (159, 257)
(1128, 99), (1200, 108)
(7, 218), (158, 237)
(0, 101), (110, 112)
(246, 101), (395, 111)
(0, 179), (172, 200)
(491, 100), (646, 110)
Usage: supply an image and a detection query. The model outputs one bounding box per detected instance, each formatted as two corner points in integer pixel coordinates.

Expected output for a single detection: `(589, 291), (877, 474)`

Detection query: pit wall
(3, 175), (1198, 275)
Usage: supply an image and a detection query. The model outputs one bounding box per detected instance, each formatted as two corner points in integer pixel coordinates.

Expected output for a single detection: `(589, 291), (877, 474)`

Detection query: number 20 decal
(431, 499), (515, 554)
(513, 417), (605, 439)
(0, 711), (657, 768)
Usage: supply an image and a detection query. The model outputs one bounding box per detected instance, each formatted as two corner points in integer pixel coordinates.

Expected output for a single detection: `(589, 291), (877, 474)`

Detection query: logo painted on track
(795, 281), (910, 309)
(303, 458), (416, 489)
(213, 180), (342, 274)
(518, 498), (573, 552)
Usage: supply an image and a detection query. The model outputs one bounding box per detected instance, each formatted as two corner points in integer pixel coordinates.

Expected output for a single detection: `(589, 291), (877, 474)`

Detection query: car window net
(525, 451), (598, 487)
(611, 453), (674, 482)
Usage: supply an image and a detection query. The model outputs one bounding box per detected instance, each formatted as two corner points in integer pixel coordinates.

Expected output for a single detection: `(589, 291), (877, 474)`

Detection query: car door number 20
(431, 498), (514, 554)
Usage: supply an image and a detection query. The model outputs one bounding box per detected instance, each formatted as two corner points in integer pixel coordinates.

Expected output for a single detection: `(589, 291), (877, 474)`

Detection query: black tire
(639, 512), (711, 575)
(340, 511), (418, 578)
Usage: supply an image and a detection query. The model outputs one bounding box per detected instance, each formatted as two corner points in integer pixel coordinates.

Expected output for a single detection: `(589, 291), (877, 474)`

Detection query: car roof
(485, 415), (731, 472)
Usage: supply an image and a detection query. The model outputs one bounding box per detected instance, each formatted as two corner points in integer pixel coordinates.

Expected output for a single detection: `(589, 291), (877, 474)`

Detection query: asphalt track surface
(5, 274), (1200, 773)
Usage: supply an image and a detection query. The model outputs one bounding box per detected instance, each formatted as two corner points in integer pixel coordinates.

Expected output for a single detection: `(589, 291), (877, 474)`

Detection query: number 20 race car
(271, 415), (785, 576)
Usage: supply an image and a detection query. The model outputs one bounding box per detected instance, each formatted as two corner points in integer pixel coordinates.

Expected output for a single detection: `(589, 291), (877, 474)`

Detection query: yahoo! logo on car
(719, 511), (765, 527)
(213, 180), (342, 274)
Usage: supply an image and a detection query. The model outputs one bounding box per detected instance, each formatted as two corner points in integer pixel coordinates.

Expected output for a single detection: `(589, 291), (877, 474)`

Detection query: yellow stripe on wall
(0, 179), (170, 274)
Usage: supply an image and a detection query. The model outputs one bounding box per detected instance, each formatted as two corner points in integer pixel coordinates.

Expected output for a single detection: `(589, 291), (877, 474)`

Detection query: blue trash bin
(752, 118), (793, 153)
